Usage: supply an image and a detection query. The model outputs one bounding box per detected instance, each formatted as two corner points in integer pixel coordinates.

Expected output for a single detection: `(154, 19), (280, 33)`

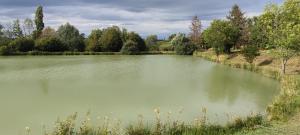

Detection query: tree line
(184, 0), (299, 74)
(0, 6), (148, 55)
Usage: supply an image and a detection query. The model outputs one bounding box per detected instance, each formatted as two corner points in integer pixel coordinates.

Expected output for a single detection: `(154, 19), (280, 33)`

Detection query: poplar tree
(34, 5), (44, 39)
(189, 16), (202, 48)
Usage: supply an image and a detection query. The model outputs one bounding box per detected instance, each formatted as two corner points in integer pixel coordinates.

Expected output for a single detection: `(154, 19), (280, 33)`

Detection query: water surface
(0, 55), (279, 135)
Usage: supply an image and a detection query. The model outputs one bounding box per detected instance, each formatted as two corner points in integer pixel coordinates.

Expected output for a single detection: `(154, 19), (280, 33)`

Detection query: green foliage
(242, 45), (260, 63)
(12, 19), (23, 38)
(57, 23), (85, 51)
(35, 37), (66, 52)
(267, 76), (300, 121)
(203, 20), (239, 55)
(260, 0), (300, 74)
(9, 38), (34, 52)
(87, 29), (102, 51)
(126, 32), (146, 51)
(171, 33), (196, 55)
(0, 45), (14, 55)
(121, 40), (140, 55)
(34, 5), (44, 39)
(99, 26), (123, 52)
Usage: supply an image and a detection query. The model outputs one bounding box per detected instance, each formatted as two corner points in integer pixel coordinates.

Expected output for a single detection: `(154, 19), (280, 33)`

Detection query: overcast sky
(0, 0), (283, 38)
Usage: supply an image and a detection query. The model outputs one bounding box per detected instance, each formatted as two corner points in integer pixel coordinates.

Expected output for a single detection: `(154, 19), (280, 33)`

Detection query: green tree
(242, 45), (260, 64)
(99, 26), (123, 52)
(227, 4), (247, 48)
(126, 32), (146, 51)
(145, 35), (159, 51)
(33, 5), (44, 39)
(9, 38), (34, 52)
(171, 33), (196, 55)
(0, 24), (3, 37)
(262, 0), (300, 74)
(12, 19), (23, 38)
(87, 29), (102, 51)
(35, 37), (65, 52)
(203, 20), (239, 55)
(57, 23), (85, 51)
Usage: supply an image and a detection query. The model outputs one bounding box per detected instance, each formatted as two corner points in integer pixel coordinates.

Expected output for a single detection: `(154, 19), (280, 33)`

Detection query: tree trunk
(281, 58), (287, 75)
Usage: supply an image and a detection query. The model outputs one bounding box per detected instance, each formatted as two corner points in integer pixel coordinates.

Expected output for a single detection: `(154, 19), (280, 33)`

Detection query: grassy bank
(194, 50), (300, 134)
(4, 51), (175, 56)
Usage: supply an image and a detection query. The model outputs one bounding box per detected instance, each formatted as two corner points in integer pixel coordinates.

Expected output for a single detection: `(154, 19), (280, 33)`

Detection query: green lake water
(0, 55), (279, 135)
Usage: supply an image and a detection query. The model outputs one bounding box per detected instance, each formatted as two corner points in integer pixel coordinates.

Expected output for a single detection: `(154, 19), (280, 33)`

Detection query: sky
(0, 0), (283, 38)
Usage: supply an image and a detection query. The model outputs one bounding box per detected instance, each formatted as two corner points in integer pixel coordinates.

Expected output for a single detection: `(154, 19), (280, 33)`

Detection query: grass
(41, 109), (264, 135)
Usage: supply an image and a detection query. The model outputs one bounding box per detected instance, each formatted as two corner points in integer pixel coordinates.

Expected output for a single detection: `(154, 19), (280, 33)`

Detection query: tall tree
(87, 29), (102, 51)
(264, 0), (300, 74)
(57, 23), (85, 51)
(189, 16), (202, 48)
(227, 4), (247, 48)
(34, 5), (44, 39)
(12, 19), (23, 38)
(23, 18), (34, 37)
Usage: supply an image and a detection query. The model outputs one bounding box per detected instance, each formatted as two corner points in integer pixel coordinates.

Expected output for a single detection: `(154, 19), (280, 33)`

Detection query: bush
(175, 42), (196, 55)
(0, 45), (14, 55)
(121, 40), (139, 55)
(99, 26), (123, 52)
(9, 38), (34, 52)
(242, 45), (260, 64)
(171, 33), (196, 55)
(35, 37), (66, 52)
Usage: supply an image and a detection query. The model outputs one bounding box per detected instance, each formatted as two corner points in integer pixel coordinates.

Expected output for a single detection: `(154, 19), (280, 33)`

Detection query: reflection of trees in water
(204, 65), (280, 109)
(40, 79), (49, 95)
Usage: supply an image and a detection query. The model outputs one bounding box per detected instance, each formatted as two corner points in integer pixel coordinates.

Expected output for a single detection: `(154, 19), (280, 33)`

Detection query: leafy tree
(33, 5), (44, 39)
(262, 0), (300, 74)
(121, 40), (140, 55)
(189, 16), (202, 49)
(9, 38), (34, 52)
(171, 33), (196, 55)
(87, 29), (102, 51)
(35, 37), (66, 52)
(242, 45), (260, 64)
(126, 32), (146, 51)
(12, 19), (23, 38)
(248, 17), (269, 49)
(227, 4), (247, 48)
(57, 23), (85, 51)
(203, 20), (239, 55)
(99, 26), (123, 52)
(121, 28), (129, 42)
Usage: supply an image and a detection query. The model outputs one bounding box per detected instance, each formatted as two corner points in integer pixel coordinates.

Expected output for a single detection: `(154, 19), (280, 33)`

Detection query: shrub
(242, 45), (260, 64)
(171, 33), (196, 55)
(9, 38), (34, 52)
(35, 37), (66, 52)
(0, 45), (14, 55)
(121, 40), (139, 55)
(175, 42), (196, 55)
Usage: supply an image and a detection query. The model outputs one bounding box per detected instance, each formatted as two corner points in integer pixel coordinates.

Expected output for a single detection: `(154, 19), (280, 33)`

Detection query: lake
(0, 55), (279, 135)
